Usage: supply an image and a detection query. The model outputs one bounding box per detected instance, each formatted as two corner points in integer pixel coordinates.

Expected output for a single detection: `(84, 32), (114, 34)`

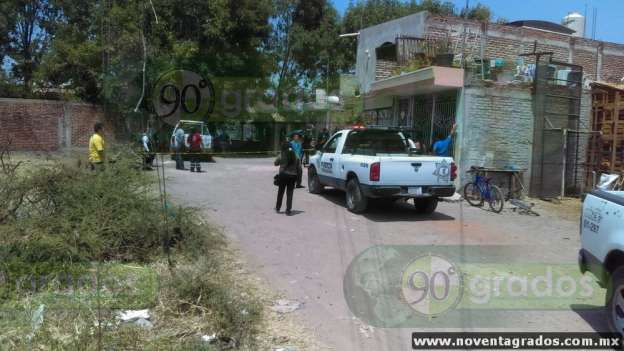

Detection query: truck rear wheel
(346, 178), (368, 213)
(308, 167), (324, 194)
(414, 198), (438, 214)
(607, 266), (624, 335)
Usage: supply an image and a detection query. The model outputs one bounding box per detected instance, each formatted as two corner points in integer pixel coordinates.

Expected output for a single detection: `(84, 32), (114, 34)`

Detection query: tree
(0, 2), (16, 65)
(6, 0), (57, 94)
(40, 0), (274, 104)
(460, 3), (492, 22)
(270, 0), (347, 111)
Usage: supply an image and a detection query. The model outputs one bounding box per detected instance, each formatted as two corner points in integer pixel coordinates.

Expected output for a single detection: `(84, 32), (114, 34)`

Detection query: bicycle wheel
(463, 182), (483, 207)
(488, 185), (505, 213)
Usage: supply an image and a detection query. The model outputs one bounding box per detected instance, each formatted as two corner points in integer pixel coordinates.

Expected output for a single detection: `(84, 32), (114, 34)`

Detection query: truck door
(581, 193), (609, 257)
(318, 133), (342, 187)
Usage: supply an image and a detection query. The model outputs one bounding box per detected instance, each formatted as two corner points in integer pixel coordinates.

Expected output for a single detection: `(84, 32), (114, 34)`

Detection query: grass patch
(0, 146), (264, 350)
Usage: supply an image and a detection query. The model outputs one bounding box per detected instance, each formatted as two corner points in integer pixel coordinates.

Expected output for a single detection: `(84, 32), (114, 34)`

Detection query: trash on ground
(271, 299), (303, 314)
(117, 309), (150, 322)
(27, 304), (45, 340)
(201, 334), (217, 343)
(510, 199), (539, 216)
(358, 324), (374, 338)
(134, 318), (153, 329)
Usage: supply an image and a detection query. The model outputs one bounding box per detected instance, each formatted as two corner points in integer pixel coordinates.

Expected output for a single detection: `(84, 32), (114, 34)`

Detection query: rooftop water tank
(562, 12), (585, 37)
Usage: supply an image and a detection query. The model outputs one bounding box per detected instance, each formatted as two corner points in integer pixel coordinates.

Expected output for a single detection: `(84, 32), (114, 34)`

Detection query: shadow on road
(570, 304), (609, 333)
(318, 189), (455, 222)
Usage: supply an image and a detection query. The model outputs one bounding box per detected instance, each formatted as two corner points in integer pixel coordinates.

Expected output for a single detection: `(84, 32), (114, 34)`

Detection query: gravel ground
(165, 157), (607, 351)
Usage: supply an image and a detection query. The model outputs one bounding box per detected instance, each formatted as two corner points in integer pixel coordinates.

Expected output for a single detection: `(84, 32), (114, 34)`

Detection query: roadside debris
(509, 199), (539, 216)
(134, 318), (153, 329)
(271, 299), (303, 314)
(27, 304), (45, 341)
(117, 309), (153, 328)
(358, 324), (375, 338)
(201, 334), (217, 343)
(117, 309), (150, 322)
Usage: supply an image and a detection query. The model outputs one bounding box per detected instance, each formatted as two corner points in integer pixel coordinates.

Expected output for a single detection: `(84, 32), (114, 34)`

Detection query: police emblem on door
(433, 160), (450, 181)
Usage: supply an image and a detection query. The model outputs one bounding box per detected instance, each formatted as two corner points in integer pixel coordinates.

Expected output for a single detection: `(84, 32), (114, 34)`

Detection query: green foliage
(0, 149), (263, 348)
(4, 0), (59, 94)
(0, 149), (211, 275)
(460, 2), (492, 22)
(392, 55), (433, 76)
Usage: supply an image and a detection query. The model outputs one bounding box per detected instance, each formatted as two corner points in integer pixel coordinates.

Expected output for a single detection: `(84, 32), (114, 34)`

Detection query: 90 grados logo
(401, 254), (463, 316)
(152, 70), (215, 126)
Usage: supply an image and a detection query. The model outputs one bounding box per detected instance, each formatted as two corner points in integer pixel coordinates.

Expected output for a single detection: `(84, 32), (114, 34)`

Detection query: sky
(332, 0), (624, 44)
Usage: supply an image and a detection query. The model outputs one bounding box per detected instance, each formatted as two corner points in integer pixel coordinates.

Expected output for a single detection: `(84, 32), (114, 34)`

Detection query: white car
(170, 120), (212, 151)
(307, 128), (457, 213)
(579, 189), (624, 333)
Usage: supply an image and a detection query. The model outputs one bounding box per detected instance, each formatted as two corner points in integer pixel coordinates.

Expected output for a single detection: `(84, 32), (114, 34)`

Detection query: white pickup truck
(579, 190), (624, 333)
(307, 128), (456, 214)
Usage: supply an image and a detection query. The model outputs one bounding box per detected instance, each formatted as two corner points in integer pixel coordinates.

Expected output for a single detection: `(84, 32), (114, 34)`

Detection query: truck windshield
(342, 130), (408, 156)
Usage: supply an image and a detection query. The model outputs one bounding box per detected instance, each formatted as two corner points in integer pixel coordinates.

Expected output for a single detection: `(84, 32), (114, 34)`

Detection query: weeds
(0, 145), (263, 349)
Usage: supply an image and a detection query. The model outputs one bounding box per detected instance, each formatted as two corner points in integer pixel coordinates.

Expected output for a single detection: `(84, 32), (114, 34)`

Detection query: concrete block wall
(458, 85), (535, 187)
(0, 98), (114, 152)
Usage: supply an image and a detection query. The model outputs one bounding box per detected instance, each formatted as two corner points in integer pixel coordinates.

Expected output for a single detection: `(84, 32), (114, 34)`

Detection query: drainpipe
(561, 128), (567, 198)
(429, 94), (437, 147)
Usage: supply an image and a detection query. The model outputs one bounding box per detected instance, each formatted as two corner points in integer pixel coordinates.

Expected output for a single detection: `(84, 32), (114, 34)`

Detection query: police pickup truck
(307, 128), (456, 214)
(579, 189), (624, 334)
(579, 190), (624, 333)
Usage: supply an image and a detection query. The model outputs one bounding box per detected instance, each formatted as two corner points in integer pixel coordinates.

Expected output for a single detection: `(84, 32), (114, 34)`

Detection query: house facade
(354, 11), (624, 198)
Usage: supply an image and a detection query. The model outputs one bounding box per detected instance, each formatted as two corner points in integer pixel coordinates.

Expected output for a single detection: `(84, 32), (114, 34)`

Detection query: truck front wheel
(607, 266), (624, 335)
(414, 198), (438, 214)
(346, 178), (368, 213)
(308, 167), (324, 194)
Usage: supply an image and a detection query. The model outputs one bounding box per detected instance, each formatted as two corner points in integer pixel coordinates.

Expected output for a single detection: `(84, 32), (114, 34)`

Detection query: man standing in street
(433, 123), (457, 157)
(290, 132), (304, 188)
(141, 130), (155, 170)
(89, 122), (106, 171)
(188, 128), (203, 173)
(172, 127), (186, 170)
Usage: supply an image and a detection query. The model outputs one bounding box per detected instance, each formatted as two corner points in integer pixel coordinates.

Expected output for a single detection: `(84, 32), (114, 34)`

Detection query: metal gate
(412, 93), (457, 155)
(529, 54), (584, 198)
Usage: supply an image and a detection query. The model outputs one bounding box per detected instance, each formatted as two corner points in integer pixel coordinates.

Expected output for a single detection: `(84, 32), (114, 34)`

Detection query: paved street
(166, 157), (608, 350)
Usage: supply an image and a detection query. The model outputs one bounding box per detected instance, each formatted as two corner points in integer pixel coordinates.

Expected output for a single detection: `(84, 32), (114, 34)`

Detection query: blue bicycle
(463, 167), (504, 213)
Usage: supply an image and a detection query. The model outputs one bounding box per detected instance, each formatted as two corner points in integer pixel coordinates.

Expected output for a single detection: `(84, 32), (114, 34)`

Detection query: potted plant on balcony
(433, 36), (454, 67)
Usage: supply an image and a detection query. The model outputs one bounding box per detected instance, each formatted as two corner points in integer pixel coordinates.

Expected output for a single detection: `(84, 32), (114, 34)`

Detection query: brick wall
(459, 85), (535, 187)
(375, 59), (399, 81)
(0, 98), (113, 152)
(426, 15), (624, 84)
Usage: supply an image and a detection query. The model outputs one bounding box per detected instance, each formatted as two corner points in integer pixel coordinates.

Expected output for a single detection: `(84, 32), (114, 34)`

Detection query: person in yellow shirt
(89, 122), (105, 170)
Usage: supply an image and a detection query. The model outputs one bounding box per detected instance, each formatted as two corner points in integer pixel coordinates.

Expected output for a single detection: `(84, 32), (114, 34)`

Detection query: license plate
(408, 187), (422, 196)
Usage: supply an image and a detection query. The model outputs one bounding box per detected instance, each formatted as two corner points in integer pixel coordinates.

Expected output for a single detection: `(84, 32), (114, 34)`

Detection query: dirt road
(166, 157), (607, 350)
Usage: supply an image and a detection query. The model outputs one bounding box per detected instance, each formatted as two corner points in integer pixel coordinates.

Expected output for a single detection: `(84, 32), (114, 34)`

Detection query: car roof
(338, 128), (402, 133)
